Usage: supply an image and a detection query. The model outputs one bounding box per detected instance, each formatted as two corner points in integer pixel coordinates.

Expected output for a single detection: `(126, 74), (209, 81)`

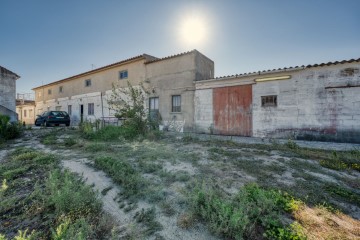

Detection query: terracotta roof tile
(213, 57), (360, 80)
(32, 54), (156, 90)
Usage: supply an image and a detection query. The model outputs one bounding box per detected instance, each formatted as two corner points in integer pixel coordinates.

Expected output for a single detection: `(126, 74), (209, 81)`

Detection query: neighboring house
(16, 99), (36, 125)
(32, 50), (214, 130)
(0, 66), (20, 121)
(195, 58), (360, 143)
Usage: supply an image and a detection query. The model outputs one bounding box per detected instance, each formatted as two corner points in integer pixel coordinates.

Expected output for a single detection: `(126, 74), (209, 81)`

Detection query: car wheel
(45, 121), (50, 127)
(66, 123), (70, 126)
(35, 121), (40, 126)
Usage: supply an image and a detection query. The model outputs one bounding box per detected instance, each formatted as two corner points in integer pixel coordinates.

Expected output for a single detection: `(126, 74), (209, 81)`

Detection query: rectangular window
(55, 106), (61, 111)
(261, 95), (277, 107)
(48, 89), (52, 95)
(172, 95), (181, 112)
(59, 86), (63, 93)
(85, 79), (92, 87)
(68, 105), (72, 116)
(149, 97), (159, 120)
(24, 110), (27, 117)
(88, 103), (94, 115)
(119, 70), (128, 79)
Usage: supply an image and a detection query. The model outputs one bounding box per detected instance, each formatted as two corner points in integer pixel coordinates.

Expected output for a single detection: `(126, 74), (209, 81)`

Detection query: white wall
(194, 89), (213, 133)
(252, 63), (360, 142)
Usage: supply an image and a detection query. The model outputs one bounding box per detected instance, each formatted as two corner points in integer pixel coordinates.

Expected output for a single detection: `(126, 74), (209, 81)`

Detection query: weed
(189, 182), (305, 240)
(324, 183), (360, 206)
(46, 169), (102, 218)
(134, 208), (163, 236)
(63, 137), (77, 147)
(94, 156), (145, 201)
(101, 186), (113, 196)
(285, 139), (300, 150)
(41, 135), (57, 145)
(160, 201), (176, 217)
(177, 212), (196, 229)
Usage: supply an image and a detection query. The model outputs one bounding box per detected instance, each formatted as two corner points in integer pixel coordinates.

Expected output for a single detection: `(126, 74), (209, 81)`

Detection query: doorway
(80, 104), (84, 123)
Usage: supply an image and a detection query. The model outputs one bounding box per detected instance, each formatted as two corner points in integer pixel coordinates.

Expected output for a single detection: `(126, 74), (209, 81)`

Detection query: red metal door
(213, 85), (252, 136)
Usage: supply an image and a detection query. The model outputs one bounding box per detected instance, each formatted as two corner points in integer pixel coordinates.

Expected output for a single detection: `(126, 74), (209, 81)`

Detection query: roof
(212, 57), (360, 80)
(145, 50), (197, 64)
(0, 65), (20, 79)
(32, 54), (157, 90)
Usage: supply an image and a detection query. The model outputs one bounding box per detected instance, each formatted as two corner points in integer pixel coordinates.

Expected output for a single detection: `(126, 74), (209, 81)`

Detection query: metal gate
(213, 85), (252, 136)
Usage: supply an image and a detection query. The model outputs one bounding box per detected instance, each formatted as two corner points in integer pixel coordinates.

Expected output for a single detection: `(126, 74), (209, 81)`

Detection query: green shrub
(52, 218), (92, 240)
(46, 169), (102, 218)
(0, 114), (22, 140)
(189, 183), (305, 240)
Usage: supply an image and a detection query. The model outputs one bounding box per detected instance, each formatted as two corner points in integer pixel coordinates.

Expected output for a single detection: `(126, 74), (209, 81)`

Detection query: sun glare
(179, 14), (208, 47)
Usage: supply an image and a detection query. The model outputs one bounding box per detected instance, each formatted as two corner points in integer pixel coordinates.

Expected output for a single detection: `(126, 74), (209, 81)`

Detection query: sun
(179, 15), (208, 46)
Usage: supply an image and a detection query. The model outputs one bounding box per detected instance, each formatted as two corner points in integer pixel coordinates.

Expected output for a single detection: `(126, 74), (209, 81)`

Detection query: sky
(1, 0), (360, 94)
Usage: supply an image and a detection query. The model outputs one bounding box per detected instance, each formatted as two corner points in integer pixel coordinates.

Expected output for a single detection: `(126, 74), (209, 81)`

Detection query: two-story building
(32, 50), (214, 131)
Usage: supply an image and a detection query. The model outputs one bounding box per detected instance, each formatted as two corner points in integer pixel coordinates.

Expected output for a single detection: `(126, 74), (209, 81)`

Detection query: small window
(48, 89), (52, 95)
(172, 95), (181, 112)
(119, 70), (128, 79)
(261, 95), (277, 107)
(85, 79), (92, 87)
(24, 110), (27, 117)
(59, 86), (63, 93)
(88, 103), (94, 115)
(68, 105), (72, 116)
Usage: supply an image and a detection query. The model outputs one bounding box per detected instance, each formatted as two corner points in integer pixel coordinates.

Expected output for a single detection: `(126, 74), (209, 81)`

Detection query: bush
(189, 183), (306, 240)
(0, 114), (22, 140)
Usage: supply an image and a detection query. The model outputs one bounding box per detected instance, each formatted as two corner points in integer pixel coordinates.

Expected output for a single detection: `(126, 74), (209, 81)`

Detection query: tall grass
(189, 183), (305, 240)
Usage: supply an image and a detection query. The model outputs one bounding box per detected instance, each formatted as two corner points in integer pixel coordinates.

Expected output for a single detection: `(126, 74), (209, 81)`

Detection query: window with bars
(261, 95), (277, 107)
(149, 97), (159, 120)
(88, 103), (94, 115)
(24, 110), (27, 117)
(172, 95), (181, 112)
(59, 86), (63, 93)
(48, 89), (52, 95)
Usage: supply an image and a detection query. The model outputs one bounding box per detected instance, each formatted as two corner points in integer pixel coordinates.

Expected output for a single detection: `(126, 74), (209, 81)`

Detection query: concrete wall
(252, 63), (360, 143)
(194, 89), (213, 133)
(0, 69), (17, 121)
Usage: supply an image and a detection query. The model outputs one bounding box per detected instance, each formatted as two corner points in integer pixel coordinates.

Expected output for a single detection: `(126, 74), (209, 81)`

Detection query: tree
(108, 81), (150, 136)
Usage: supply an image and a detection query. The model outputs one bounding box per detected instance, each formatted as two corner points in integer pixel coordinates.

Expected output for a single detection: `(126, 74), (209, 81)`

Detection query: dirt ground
(1, 128), (360, 239)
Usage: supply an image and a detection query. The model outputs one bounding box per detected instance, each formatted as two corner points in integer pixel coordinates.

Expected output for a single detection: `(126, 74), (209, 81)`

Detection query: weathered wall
(34, 59), (147, 103)
(194, 89), (213, 133)
(252, 63), (360, 143)
(145, 51), (214, 132)
(0, 70), (17, 121)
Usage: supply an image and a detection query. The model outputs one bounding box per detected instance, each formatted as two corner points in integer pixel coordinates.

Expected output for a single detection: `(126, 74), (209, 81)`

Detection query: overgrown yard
(1, 127), (360, 239)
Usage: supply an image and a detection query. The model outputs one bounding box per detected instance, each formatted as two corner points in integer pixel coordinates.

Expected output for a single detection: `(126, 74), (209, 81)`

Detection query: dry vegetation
(1, 126), (360, 239)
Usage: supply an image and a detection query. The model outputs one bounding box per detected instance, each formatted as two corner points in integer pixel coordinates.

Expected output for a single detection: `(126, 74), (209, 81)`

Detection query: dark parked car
(35, 111), (70, 127)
